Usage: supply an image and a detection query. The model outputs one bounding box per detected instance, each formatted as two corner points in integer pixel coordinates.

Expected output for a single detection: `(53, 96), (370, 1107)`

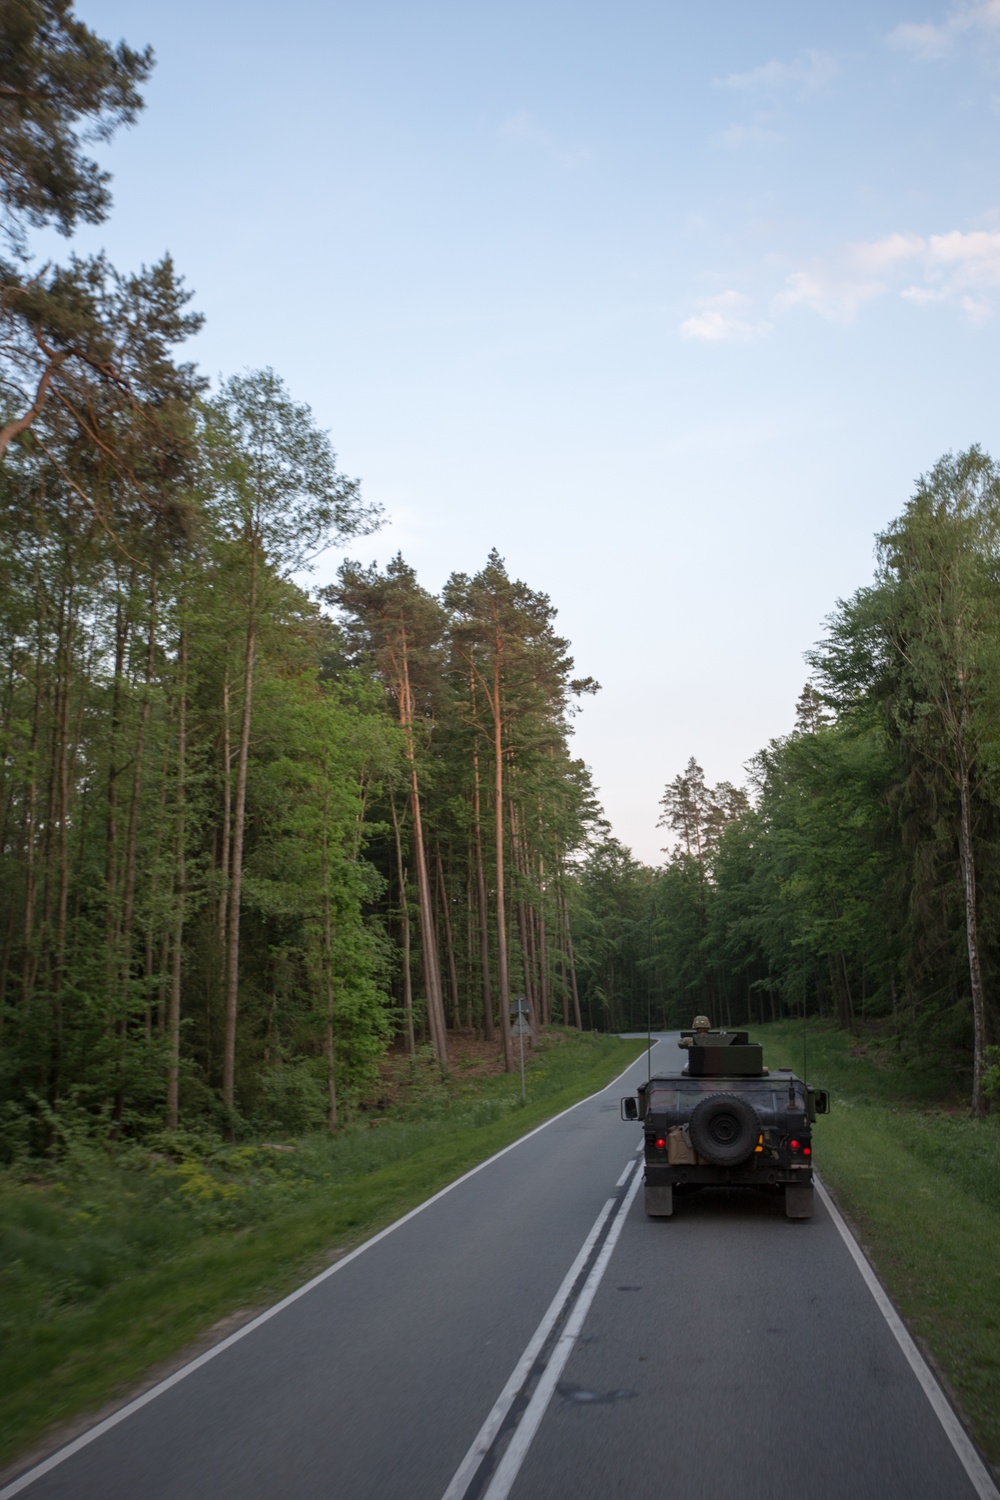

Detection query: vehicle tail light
(789, 1139), (800, 1152)
(803, 1145), (811, 1156)
(654, 1136), (666, 1151)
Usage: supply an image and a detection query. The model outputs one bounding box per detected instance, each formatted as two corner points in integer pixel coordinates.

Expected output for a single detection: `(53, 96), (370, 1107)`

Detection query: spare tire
(688, 1094), (760, 1166)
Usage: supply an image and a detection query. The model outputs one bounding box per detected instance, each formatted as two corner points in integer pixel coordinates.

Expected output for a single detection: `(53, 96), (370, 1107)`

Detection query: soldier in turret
(677, 1015), (712, 1049)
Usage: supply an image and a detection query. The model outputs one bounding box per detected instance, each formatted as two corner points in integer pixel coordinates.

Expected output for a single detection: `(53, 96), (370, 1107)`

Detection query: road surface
(2, 1035), (994, 1500)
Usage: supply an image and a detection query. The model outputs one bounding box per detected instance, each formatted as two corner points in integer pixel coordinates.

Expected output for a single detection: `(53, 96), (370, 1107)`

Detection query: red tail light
(789, 1139), (800, 1152)
(655, 1136), (666, 1150)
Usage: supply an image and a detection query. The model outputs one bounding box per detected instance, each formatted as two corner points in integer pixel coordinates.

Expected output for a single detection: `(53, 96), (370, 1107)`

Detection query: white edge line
(482, 1164), (645, 1500)
(440, 1172), (634, 1500)
(816, 1176), (999, 1500)
(0, 1046), (654, 1500)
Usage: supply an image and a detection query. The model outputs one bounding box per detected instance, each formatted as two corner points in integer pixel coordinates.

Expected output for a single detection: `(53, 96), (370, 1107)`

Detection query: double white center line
(441, 1154), (643, 1500)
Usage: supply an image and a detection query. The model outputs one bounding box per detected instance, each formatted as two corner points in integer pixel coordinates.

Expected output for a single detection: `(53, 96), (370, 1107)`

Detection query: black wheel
(688, 1093), (761, 1166)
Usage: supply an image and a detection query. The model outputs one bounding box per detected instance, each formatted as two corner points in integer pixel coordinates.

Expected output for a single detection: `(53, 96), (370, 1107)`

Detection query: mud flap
(784, 1184), (814, 1219)
(645, 1183), (673, 1218)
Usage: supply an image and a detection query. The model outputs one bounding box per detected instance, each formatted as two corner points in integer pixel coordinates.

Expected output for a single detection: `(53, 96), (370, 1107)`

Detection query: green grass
(0, 1031), (645, 1472)
(758, 1020), (1000, 1471)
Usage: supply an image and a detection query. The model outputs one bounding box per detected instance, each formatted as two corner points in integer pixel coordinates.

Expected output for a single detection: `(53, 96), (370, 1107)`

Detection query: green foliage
(0, 0), (152, 248)
(0, 1032), (644, 1467)
(570, 450), (1000, 1113)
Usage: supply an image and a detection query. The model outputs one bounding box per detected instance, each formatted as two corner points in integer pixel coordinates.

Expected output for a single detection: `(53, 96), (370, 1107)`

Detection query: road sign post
(511, 997), (528, 1101)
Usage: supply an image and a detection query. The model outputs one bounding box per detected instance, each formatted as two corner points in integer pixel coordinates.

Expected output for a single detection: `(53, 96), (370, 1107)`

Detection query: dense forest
(576, 446), (1000, 1117)
(1, 4), (996, 1155)
(0, 3), (606, 1147)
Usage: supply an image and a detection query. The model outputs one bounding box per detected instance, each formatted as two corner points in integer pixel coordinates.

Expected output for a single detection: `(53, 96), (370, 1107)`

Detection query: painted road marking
(441, 1159), (644, 1500)
(816, 1177), (999, 1500)
(0, 1047), (657, 1499)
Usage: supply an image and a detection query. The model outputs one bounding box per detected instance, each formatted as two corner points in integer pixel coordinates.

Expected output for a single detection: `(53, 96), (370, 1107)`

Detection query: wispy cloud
(497, 110), (589, 168)
(773, 227), (1000, 322)
(711, 49), (836, 150)
(679, 292), (773, 342)
(887, 0), (1000, 59)
(717, 49), (839, 94)
(713, 121), (782, 149)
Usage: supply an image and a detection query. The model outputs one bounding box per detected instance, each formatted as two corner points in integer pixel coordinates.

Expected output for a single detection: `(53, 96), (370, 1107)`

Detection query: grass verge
(757, 1020), (1000, 1472)
(0, 1031), (645, 1473)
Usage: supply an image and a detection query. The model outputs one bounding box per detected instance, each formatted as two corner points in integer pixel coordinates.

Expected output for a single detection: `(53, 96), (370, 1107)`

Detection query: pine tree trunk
(509, 801), (537, 1026)
(223, 544), (258, 1128)
(471, 742), (494, 1041)
(956, 717), (988, 1116)
(0, 906), (13, 1054)
(389, 791), (416, 1057)
(218, 659), (232, 952)
(20, 633), (44, 1009)
(408, 760), (447, 1064)
(436, 847), (461, 1030)
(166, 628), (187, 1131)
(492, 652), (513, 1071)
(144, 718), (174, 1041)
(50, 572), (76, 1104)
(36, 582), (68, 1088)
(536, 848), (550, 1028)
(559, 888), (583, 1031)
(104, 582), (132, 999)
(321, 790), (338, 1131)
(119, 578), (157, 1009)
(399, 646), (447, 1068)
(464, 860), (475, 1031)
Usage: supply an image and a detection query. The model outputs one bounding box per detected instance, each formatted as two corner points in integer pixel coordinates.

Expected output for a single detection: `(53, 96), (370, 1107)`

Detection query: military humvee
(621, 1028), (829, 1220)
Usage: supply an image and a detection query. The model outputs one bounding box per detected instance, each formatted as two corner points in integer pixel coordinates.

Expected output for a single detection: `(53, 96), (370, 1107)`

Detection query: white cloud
(887, 1), (1000, 59)
(960, 294), (994, 323)
(887, 21), (956, 58)
(679, 292), (773, 342)
(773, 226), (1000, 323)
(926, 227), (1000, 283)
(497, 110), (589, 168)
(717, 49), (839, 94)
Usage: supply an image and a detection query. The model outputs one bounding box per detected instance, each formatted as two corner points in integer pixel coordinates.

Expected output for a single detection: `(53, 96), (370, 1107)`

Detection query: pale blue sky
(66, 1), (1000, 860)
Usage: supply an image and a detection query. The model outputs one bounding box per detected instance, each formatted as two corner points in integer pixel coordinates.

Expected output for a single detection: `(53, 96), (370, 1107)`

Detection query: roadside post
(511, 997), (529, 1102)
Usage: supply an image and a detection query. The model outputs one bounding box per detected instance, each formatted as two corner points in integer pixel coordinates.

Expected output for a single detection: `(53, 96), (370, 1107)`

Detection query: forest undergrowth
(758, 1020), (1000, 1472)
(0, 1030), (645, 1474)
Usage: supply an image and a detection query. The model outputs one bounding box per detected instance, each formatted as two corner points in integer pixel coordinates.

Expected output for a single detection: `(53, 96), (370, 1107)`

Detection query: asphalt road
(4, 1036), (993, 1500)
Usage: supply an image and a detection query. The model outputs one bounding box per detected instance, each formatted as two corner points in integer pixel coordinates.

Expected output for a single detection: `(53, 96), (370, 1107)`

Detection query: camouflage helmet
(692, 1015), (711, 1031)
